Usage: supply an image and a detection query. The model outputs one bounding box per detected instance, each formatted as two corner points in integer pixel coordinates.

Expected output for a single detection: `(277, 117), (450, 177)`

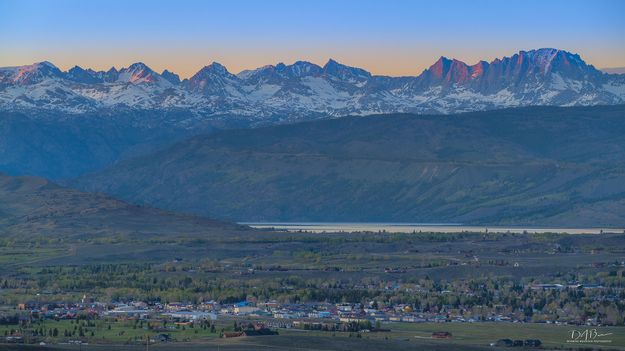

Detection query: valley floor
(1, 322), (624, 350)
(1, 231), (624, 350)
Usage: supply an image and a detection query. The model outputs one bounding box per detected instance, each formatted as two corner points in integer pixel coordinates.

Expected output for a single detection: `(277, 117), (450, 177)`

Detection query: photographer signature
(567, 328), (613, 343)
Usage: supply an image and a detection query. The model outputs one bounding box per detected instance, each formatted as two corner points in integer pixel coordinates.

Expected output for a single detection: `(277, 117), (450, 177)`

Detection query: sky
(1, 0), (625, 78)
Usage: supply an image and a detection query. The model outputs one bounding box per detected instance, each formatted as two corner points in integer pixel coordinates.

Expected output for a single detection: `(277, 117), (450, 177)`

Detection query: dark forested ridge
(70, 105), (625, 226)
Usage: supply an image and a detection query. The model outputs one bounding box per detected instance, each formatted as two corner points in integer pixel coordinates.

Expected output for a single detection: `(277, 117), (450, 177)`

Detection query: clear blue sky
(1, 0), (624, 77)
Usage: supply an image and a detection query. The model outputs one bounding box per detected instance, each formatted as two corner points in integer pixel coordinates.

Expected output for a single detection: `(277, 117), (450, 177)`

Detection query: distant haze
(1, 0), (624, 78)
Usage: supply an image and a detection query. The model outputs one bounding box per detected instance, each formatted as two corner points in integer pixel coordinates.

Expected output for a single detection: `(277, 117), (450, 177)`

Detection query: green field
(391, 322), (625, 348)
(0, 318), (221, 344)
(0, 321), (623, 350)
(1, 216), (624, 350)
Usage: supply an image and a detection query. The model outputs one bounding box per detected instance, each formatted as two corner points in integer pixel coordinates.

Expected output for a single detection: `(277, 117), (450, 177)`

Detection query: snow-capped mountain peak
(1, 61), (64, 85)
(117, 62), (163, 85)
(286, 61), (321, 78)
(161, 69), (181, 85)
(1, 48), (624, 121)
(323, 59), (371, 81)
(185, 62), (240, 98)
(66, 65), (103, 84)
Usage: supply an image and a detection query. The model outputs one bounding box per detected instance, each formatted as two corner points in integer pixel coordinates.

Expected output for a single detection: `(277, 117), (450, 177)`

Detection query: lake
(240, 222), (624, 234)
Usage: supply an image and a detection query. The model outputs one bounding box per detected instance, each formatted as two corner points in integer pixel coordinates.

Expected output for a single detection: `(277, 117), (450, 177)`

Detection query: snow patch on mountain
(1, 49), (624, 122)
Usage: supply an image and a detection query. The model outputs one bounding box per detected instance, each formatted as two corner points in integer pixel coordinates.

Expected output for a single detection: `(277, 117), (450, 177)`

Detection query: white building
(163, 311), (217, 321)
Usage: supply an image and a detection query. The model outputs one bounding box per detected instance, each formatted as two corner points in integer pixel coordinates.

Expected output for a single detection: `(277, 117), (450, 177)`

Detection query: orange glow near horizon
(2, 0), (624, 78)
(3, 46), (625, 79)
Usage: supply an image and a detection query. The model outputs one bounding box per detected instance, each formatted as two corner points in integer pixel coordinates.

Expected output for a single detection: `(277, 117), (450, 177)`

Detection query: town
(1, 230), (624, 349)
(1, 278), (622, 347)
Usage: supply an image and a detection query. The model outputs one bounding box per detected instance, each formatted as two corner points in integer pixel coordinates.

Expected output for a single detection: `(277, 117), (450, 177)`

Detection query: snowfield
(1, 48), (624, 123)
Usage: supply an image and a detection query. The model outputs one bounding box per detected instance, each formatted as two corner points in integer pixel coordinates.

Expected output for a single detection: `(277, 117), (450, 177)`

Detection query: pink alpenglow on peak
(0, 48), (623, 117)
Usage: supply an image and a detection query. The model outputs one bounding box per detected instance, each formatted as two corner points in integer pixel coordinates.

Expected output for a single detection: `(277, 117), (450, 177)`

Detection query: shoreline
(241, 223), (625, 234)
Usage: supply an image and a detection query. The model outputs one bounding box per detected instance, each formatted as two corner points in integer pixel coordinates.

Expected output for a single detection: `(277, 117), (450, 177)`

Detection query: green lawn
(388, 322), (625, 349)
(0, 321), (623, 350)
(2, 319), (623, 349)
(0, 318), (222, 344)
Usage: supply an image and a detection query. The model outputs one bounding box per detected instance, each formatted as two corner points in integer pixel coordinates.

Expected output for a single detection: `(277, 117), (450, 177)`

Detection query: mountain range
(70, 105), (625, 227)
(1, 48), (624, 122)
(602, 67), (625, 74)
(2, 48), (625, 226)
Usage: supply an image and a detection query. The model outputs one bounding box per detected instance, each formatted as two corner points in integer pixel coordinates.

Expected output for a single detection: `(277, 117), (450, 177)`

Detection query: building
(234, 306), (259, 315)
(164, 311), (217, 321)
(524, 339), (542, 347)
(432, 331), (452, 339)
(150, 334), (170, 342)
(105, 305), (151, 319)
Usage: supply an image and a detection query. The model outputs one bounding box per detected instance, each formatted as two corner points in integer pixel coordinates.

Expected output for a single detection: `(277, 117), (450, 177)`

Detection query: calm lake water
(240, 222), (624, 234)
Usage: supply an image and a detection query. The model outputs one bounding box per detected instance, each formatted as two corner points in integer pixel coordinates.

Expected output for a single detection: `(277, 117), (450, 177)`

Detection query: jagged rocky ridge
(1, 48), (624, 122)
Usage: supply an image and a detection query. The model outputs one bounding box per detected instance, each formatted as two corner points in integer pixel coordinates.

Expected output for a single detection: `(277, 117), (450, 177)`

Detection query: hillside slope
(0, 173), (249, 241)
(0, 110), (239, 179)
(71, 106), (625, 226)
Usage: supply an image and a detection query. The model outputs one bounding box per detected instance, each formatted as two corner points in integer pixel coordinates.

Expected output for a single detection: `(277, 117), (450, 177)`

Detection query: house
(259, 300), (279, 309)
(493, 339), (513, 347)
(105, 305), (151, 319)
(580, 284), (602, 289)
(242, 328), (278, 336)
(222, 328), (277, 338)
(151, 334), (170, 342)
(524, 339), (542, 347)
(530, 284), (564, 290)
(165, 302), (191, 311)
(308, 311), (331, 318)
(164, 311), (217, 321)
(431, 331), (452, 339)
(336, 304), (353, 312)
(4, 336), (24, 344)
(17, 302), (39, 310)
(339, 316), (368, 323)
(234, 306), (259, 315)
(222, 332), (244, 338)
(132, 301), (148, 308)
(199, 300), (219, 310)
(273, 311), (295, 319)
